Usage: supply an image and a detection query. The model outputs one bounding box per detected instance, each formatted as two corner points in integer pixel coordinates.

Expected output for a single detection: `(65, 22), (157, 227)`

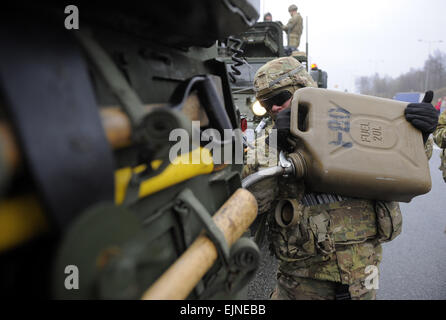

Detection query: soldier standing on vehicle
(244, 56), (438, 300)
(433, 108), (446, 182)
(264, 12), (272, 22)
(282, 4), (303, 51)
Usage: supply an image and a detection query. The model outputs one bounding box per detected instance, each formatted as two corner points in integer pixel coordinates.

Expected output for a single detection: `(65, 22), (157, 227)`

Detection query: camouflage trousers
(288, 34), (301, 49)
(271, 272), (376, 300)
(268, 239), (384, 301)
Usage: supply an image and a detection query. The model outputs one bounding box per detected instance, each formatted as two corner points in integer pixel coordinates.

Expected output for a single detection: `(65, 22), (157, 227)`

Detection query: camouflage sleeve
(242, 131), (280, 213)
(375, 201), (402, 243)
(241, 138), (265, 179)
(296, 14), (303, 35)
(242, 128), (278, 176)
(282, 17), (296, 32)
(241, 161), (258, 179)
(433, 109), (446, 148)
(425, 136), (433, 160)
(246, 177), (279, 214)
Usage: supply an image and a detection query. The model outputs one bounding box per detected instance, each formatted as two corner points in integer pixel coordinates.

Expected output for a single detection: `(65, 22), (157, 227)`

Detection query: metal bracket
(174, 189), (230, 267)
(74, 29), (146, 133)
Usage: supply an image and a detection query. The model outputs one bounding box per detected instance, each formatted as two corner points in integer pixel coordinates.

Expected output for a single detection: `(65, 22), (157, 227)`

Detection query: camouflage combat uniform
(433, 109), (446, 182)
(282, 9), (303, 49)
(425, 136), (434, 160)
(243, 123), (278, 214)
(244, 57), (403, 300)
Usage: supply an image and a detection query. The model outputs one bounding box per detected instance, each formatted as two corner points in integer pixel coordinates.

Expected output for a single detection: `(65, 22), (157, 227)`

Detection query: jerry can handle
(290, 91), (311, 138)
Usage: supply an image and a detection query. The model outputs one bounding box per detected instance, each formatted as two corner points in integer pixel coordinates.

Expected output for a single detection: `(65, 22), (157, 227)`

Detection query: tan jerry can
(289, 87), (431, 202)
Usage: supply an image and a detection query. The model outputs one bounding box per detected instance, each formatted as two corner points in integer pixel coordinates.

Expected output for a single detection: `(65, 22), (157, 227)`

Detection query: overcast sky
(258, 0), (446, 93)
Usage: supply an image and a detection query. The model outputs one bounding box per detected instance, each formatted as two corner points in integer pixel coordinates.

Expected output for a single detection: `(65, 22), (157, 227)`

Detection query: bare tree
(355, 50), (446, 98)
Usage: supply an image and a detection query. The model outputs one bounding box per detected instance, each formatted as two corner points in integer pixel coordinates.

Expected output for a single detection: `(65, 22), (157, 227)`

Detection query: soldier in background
(433, 109), (446, 182)
(282, 4), (303, 52)
(425, 136), (434, 160)
(244, 56), (438, 299)
(264, 12), (272, 22)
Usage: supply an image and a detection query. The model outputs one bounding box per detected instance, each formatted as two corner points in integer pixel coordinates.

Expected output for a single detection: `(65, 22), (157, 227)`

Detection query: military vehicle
(393, 92), (425, 103)
(219, 21), (327, 140)
(0, 1), (261, 299)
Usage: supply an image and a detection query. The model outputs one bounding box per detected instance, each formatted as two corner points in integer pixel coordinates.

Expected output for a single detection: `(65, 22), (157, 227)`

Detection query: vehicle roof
(393, 92), (424, 103)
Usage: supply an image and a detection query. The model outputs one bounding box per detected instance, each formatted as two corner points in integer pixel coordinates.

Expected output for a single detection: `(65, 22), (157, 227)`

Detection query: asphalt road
(247, 146), (446, 300)
(378, 146), (446, 299)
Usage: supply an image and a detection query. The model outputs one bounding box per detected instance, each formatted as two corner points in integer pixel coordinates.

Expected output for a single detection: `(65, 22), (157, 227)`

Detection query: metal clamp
(174, 189), (230, 267)
(169, 75), (233, 143)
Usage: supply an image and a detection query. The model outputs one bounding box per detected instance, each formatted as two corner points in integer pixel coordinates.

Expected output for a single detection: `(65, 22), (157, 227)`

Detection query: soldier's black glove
(404, 90), (439, 143)
(272, 108), (295, 152)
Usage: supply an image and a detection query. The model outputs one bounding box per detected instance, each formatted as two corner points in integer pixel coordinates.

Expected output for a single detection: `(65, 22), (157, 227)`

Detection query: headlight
(252, 100), (267, 116)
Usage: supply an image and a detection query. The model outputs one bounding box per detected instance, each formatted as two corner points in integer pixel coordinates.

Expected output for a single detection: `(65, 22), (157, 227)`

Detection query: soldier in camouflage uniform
(242, 57), (317, 213)
(264, 12), (272, 22)
(243, 56), (435, 300)
(433, 109), (446, 182)
(425, 136), (434, 160)
(282, 4), (303, 50)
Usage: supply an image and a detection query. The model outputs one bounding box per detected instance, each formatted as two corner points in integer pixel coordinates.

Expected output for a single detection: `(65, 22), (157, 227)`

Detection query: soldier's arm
(375, 201), (402, 242)
(296, 15), (303, 35)
(424, 136), (433, 160)
(242, 158), (279, 214)
(282, 18), (296, 32)
(242, 131), (280, 213)
(433, 110), (446, 148)
(241, 161), (258, 179)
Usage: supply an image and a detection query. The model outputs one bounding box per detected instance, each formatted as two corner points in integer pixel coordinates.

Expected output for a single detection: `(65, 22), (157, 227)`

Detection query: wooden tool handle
(141, 188), (258, 300)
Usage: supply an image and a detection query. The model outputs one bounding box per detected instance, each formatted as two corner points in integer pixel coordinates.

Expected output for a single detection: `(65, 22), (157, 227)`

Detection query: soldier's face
(271, 97), (292, 115)
(259, 90), (293, 115)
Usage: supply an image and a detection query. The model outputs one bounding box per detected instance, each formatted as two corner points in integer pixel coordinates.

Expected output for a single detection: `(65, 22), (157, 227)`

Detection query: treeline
(355, 50), (446, 98)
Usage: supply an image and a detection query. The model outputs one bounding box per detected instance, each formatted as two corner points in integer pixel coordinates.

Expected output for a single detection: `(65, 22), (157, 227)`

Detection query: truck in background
(219, 21), (327, 142)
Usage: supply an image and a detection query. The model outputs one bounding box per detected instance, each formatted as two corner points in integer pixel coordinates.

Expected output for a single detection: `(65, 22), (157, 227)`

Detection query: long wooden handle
(141, 188), (258, 300)
(0, 93), (209, 171)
